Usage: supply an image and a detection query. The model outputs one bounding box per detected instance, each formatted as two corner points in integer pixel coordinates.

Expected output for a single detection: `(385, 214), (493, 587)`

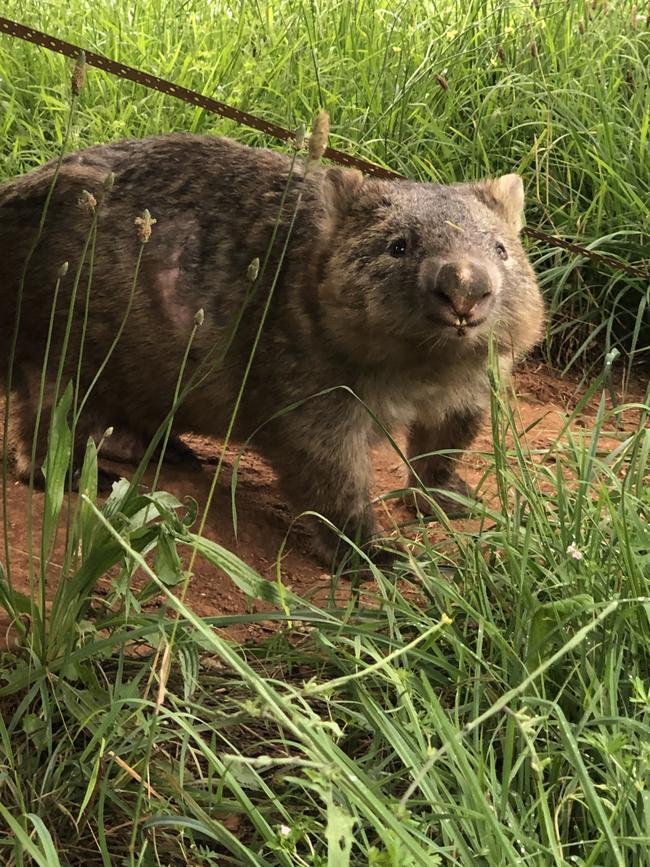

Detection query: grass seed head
(78, 189), (97, 212)
(134, 209), (157, 243)
(436, 74), (449, 91)
(71, 50), (86, 96)
(247, 257), (260, 282)
(578, 18), (586, 34)
(530, 38), (538, 57)
(307, 109), (329, 172)
(292, 123), (306, 150)
(103, 171), (115, 192)
(57, 261), (69, 278)
(194, 307), (204, 326)
(497, 45), (506, 63)
(631, 4), (638, 28)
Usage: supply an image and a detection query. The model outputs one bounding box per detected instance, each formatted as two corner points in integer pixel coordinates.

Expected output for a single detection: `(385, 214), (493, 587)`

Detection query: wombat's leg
(406, 408), (484, 517)
(8, 389), (49, 486)
(9, 379), (113, 490)
(261, 431), (382, 566)
(100, 428), (201, 470)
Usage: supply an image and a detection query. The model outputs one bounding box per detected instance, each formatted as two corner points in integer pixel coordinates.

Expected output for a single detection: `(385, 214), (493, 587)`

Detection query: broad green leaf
(41, 382), (73, 555)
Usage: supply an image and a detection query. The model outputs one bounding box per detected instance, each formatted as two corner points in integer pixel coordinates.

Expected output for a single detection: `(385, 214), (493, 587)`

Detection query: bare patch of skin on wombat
(155, 257), (195, 332)
(0, 133), (544, 567)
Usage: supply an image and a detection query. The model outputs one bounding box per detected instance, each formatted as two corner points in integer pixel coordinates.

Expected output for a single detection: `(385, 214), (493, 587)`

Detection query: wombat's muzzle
(424, 258), (496, 330)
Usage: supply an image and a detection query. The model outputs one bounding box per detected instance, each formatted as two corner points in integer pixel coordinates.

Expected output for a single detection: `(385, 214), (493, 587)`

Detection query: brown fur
(0, 134), (545, 564)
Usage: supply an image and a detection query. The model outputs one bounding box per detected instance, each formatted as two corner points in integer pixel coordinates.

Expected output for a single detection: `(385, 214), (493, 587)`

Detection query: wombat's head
(317, 168), (545, 362)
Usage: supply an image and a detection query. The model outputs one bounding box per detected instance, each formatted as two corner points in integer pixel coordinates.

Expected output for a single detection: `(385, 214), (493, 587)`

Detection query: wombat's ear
(321, 167), (364, 220)
(474, 174), (525, 233)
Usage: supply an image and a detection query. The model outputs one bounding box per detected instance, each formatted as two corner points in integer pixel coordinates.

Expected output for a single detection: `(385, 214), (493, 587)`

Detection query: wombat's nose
(430, 261), (494, 324)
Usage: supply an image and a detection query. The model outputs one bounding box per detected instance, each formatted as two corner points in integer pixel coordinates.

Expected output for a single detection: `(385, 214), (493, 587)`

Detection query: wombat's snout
(425, 259), (496, 330)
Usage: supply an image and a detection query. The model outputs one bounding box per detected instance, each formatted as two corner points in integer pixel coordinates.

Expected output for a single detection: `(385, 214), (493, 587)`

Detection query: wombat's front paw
(312, 522), (398, 574)
(362, 540), (399, 571)
(403, 472), (475, 519)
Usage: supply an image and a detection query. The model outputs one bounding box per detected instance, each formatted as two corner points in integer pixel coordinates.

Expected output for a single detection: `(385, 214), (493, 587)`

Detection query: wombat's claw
(365, 541), (399, 569)
(428, 493), (473, 519)
(405, 473), (478, 519)
(333, 537), (400, 578)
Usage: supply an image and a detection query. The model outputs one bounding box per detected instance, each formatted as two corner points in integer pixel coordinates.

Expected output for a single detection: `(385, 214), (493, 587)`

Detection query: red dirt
(0, 364), (646, 645)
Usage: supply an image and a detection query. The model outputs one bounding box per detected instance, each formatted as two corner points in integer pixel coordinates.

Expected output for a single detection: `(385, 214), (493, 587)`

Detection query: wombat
(0, 133), (544, 564)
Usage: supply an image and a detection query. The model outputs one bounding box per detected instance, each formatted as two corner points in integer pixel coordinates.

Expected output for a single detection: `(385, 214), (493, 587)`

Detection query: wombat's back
(0, 133), (331, 451)
(0, 134), (311, 374)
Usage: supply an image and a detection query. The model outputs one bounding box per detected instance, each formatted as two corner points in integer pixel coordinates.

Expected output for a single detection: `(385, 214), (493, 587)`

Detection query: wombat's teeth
(455, 316), (467, 327)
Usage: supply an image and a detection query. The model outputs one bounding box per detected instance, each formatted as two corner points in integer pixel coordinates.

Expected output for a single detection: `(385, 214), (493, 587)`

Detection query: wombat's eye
(495, 242), (508, 260)
(389, 238), (407, 257)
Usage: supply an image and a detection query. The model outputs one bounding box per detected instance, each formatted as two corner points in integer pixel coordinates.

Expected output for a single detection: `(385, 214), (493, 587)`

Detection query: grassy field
(0, 1), (649, 865)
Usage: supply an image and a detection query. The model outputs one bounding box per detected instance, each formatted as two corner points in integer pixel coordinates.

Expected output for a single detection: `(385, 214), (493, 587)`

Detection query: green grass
(0, 1), (650, 865)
